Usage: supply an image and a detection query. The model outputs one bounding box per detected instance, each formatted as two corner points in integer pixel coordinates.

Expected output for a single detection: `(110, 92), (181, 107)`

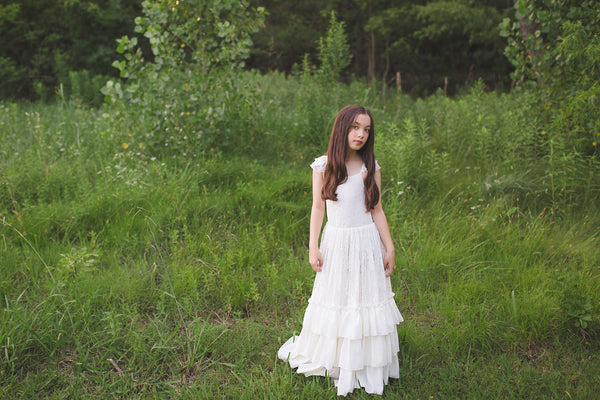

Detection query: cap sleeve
(360, 159), (381, 174)
(310, 155), (327, 173)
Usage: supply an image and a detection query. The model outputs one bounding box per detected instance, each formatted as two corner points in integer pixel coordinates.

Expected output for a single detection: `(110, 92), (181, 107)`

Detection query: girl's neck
(345, 150), (363, 176)
(345, 149), (361, 162)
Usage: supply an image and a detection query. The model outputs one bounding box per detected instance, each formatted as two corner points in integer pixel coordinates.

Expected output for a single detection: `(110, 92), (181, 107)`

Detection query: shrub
(500, 0), (600, 155)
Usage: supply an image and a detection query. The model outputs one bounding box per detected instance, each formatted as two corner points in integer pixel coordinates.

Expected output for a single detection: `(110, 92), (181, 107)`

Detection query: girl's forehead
(353, 113), (371, 125)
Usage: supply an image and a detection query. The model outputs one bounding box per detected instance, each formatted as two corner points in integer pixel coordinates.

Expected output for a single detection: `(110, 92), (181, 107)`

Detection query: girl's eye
(353, 125), (359, 130)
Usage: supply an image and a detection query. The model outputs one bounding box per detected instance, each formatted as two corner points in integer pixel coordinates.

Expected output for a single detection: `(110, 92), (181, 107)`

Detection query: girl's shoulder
(360, 159), (382, 174)
(310, 155), (327, 172)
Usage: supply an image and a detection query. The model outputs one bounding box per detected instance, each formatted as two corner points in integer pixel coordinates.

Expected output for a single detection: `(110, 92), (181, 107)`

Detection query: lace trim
(310, 155), (327, 172)
(311, 155), (381, 173)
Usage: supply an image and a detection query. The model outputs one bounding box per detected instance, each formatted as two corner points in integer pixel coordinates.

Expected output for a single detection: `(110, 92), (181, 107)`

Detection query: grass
(1, 73), (599, 398)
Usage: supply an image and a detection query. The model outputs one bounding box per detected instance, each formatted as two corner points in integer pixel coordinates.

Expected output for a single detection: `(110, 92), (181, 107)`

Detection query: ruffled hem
(278, 297), (402, 396)
(302, 297), (403, 340)
(278, 334), (400, 396)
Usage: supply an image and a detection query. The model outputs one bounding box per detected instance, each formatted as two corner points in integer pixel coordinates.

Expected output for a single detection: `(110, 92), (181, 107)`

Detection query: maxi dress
(278, 155), (403, 397)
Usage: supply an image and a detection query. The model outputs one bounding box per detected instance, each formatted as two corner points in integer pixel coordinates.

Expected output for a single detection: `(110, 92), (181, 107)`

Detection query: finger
(384, 262), (393, 277)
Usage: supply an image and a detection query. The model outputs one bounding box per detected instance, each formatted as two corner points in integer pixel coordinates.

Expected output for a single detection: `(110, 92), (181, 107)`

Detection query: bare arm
(309, 169), (325, 272)
(371, 169), (395, 277)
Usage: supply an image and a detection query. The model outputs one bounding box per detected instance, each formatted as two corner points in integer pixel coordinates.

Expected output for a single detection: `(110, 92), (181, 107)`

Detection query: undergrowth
(0, 73), (599, 398)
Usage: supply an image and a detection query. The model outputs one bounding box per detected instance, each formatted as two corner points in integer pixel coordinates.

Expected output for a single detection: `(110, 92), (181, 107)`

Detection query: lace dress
(278, 155), (403, 396)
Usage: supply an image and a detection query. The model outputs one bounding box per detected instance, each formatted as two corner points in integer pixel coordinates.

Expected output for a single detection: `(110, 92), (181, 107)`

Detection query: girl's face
(347, 113), (371, 152)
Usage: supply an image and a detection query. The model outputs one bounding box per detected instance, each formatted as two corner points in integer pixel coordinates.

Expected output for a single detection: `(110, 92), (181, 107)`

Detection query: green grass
(1, 74), (599, 398)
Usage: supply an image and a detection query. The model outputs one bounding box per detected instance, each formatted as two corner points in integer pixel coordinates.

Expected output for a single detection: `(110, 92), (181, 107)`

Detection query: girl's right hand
(309, 248), (323, 272)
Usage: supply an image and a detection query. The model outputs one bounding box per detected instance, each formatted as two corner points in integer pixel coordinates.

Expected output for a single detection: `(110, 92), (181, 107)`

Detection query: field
(1, 72), (599, 399)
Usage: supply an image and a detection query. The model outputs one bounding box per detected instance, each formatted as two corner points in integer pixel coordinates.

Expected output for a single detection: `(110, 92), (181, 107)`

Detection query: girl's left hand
(383, 252), (395, 277)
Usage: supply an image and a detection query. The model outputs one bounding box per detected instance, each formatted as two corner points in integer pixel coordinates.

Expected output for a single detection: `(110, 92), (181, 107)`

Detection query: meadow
(1, 72), (599, 399)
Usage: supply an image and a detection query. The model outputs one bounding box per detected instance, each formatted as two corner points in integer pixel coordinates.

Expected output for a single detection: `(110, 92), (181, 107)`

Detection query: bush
(501, 0), (600, 155)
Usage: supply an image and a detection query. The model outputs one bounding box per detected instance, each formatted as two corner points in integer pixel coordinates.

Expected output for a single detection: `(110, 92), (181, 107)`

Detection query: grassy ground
(1, 75), (599, 398)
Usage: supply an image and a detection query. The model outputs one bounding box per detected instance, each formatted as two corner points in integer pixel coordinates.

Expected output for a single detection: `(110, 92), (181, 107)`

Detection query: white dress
(278, 155), (403, 396)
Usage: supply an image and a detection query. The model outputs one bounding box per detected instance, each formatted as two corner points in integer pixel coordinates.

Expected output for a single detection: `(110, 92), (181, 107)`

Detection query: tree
(246, 0), (330, 73)
(317, 11), (352, 82)
(364, 0), (512, 94)
(501, 0), (600, 152)
(101, 0), (267, 156)
(110, 0), (265, 85)
(0, 0), (140, 100)
(247, 0), (513, 93)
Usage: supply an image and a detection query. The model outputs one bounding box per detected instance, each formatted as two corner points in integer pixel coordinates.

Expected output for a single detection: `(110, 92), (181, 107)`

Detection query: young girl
(278, 105), (403, 396)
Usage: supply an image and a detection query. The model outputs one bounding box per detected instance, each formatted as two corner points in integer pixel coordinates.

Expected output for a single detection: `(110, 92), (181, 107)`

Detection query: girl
(278, 105), (403, 396)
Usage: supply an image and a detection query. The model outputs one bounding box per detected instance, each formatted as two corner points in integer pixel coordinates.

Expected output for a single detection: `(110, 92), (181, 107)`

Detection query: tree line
(1, 0), (599, 104)
(247, 0), (514, 95)
(1, 0), (515, 101)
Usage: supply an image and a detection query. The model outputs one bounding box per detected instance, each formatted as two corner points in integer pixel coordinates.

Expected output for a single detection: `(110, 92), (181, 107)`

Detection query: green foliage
(101, 0), (266, 157)
(247, 0), (328, 72)
(1, 0), (517, 100)
(120, 0), (265, 77)
(0, 0), (140, 100)
(249, 0), (513, 93)
(316, 11), (352, 83)
(58, 70), (111, 106)
(56, 241), (101, 284)
(501, 0), (600, 153)
(363, 0), (512, 94)
(0, 56), (21, 99)
(1, 73), (600, 397)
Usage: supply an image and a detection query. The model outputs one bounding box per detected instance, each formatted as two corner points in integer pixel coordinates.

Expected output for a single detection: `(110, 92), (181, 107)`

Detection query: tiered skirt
(278, 222), (403, 396)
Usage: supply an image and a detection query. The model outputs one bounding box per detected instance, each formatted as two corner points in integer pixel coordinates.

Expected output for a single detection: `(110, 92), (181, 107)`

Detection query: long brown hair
(322, 105), (379, 211)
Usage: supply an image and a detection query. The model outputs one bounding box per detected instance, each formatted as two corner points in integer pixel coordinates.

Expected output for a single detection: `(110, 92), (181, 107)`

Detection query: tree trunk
(382, 37), (390, 91)
(367, 0), (375, 82)
(368, 31), (376, 82)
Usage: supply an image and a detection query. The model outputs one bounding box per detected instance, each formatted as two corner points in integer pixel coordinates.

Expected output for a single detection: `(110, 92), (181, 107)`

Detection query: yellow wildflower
(122, 142), (129, 149)
(593, 141), (597, 147)
(540, 131), (546, 136)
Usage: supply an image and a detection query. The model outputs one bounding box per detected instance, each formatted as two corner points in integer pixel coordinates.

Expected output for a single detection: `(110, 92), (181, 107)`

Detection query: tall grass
(1, 73), (599, 398)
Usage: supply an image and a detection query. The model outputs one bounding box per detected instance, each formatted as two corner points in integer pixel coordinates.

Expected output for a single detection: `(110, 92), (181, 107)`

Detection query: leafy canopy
(501, 0), (600, 153)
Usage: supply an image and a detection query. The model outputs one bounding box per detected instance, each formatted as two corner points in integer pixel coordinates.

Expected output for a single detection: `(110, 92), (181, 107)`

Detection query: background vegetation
(2, 0), (515, 101)
(1, 0), (599, 398)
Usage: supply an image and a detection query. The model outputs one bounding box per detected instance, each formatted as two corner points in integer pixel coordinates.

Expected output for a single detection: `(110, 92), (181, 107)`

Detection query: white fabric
(278, 157), (403, 396)
(310, 155), (381, 174)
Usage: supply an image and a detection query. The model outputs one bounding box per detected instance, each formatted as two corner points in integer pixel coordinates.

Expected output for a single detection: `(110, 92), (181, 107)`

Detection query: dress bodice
(326, 174), (373, 227)
(310, 155), (379, 228)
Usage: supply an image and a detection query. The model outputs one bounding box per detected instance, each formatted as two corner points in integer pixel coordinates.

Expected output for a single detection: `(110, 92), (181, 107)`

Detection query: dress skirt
(278, 221), (403, 396)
